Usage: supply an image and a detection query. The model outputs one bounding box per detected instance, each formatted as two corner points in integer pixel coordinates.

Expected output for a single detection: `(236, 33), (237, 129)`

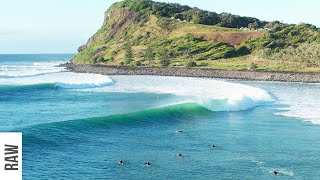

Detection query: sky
(0, 0), (319, 54)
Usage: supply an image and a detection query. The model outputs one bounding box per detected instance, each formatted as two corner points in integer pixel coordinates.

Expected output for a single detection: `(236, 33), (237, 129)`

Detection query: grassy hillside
(72, 0), (320, 72)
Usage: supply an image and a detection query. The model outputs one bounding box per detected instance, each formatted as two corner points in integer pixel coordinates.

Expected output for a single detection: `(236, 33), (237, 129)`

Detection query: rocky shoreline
(62, 63), (320, 83)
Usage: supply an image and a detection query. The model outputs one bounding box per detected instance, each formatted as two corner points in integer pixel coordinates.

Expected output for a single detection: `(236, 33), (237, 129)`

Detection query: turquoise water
(1, 55), (320, 179)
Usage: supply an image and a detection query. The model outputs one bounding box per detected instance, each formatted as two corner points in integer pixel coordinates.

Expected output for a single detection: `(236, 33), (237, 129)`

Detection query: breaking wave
(84, 75), (275, 112)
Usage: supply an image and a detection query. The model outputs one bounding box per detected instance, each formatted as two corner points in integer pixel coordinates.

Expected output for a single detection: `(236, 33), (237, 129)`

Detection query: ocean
(1, 54), (320, 179)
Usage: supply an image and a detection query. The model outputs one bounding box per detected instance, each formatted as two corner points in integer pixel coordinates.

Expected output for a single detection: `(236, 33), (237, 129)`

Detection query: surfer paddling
(144, 161), (151, 167)
(118, 160), (124, 165)
(177, 153), (183, 158)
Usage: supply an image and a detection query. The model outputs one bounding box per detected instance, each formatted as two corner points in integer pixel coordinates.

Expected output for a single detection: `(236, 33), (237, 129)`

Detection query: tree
(220, 13), (234, 27)
(144, 47), (155, 66)
(272, 23), (282, 31)
(124, 40), (133, 64)
(264, 22), (274, 29)
(159, 48), (170, 67)
(248, 21), (259, 30)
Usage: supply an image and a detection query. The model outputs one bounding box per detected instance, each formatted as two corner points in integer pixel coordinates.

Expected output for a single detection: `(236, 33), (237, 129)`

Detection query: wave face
(85, 76), (274, 112)
(22, 103), (210, 133)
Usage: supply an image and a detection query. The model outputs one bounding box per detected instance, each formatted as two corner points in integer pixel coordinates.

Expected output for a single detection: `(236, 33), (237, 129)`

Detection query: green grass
(200, 56), (320, 72)
(72, 0), (320, 72)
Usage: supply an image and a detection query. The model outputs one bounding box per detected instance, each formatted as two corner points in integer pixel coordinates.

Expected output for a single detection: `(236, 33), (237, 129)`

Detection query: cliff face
(74, 5), (150, 63)
(72, 0), (320, 71)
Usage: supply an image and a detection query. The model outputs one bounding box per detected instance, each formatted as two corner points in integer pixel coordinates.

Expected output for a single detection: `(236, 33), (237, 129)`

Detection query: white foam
(0, 61), (66, 78)
(270, 83), (320, 124)
(268, 169), (294, 176)
(0, 72), (114, 89)
(86, 75), (274, 112)
(0, 60), (113, 89)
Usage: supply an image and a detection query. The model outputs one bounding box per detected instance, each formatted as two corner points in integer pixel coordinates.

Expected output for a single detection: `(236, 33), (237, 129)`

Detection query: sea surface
(1, 54), (320, 179)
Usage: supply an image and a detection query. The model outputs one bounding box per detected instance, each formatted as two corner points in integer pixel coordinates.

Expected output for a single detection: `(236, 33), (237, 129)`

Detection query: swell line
(20, 103), (211, 145)
(0, 83), (57, 94)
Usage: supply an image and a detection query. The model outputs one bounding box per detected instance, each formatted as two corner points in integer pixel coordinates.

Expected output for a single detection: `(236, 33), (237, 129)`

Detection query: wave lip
(194, 84), (272, 111)
(199, 93), (271, 112)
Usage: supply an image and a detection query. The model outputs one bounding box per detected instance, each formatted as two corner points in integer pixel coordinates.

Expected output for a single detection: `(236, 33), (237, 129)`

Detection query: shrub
(199, 62), (209, 66)
(249, 63), (258, 71)
(97, 56), (105, 63)
(91, 57), (98, 64)
(160, 59), (171, 67)
(185, 60), (197, 67)
(236, 45), (251, 56)
(255, 43), (320, 66)
(125, 59), (132, 65)
(91, 56), (105, 64)
(131, 60), (142, 66)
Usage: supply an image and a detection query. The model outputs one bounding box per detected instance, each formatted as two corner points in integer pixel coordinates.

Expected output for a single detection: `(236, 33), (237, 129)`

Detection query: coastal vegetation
(73, 0), (320, 72)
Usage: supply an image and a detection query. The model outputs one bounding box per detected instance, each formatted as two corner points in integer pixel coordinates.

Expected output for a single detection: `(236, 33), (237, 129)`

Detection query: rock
(60, 63), (320, 83)
(77, 44), (87, 52)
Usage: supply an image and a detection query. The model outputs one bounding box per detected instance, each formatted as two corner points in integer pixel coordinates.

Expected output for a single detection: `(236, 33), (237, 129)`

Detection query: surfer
(273, 170), (278, 175)
(212, 144), (216, 148)
(177, 153), (183, 158)
(118, 159), (124, 165)
(144, 161), (151, 166)
(176, 130), (183, 133)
